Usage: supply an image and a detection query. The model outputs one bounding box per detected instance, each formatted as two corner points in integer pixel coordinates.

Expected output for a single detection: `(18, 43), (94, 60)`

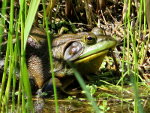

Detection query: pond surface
(33, 85), (150, 113)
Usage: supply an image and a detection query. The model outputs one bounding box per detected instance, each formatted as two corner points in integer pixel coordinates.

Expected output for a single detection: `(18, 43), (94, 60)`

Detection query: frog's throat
(74, 50), (108, 64)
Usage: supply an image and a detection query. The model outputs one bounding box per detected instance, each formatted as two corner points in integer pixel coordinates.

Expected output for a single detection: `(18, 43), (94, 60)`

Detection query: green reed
(42, 0), (59, 113)
(121, 0), (148, 112)
(0, 0), (41, 112)
(20, 0), (40, 112)
(0, 0), (7, 54)
(0, 0), (15, 112)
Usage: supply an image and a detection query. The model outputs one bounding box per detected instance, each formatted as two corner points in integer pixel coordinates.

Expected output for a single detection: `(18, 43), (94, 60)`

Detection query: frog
(26, 27), (117, 94)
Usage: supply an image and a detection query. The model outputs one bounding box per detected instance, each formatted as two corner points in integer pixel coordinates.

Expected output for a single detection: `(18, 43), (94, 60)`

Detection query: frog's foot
(59, 77), (81, 95)
(41, 77), (62, 97)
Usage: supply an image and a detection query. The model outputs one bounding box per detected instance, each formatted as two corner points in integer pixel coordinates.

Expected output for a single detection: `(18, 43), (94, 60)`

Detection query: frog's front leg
(28, 55), (48, 90)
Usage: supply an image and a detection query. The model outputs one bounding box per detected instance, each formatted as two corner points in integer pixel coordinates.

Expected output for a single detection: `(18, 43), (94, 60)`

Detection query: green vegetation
(0, 0), (149, 113)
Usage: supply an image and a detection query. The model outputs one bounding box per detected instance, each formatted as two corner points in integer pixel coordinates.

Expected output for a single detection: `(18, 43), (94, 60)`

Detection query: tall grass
(122, 0), (148, 113)
(0, 0), (15, 112)
(0, 0), (40, 112)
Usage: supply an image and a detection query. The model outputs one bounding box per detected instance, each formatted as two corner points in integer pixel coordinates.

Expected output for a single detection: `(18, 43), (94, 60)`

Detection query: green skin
(27, 27), (117, 92)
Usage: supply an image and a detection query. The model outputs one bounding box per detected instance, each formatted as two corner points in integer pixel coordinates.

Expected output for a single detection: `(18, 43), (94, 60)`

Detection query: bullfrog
(26, 27), (117, 93)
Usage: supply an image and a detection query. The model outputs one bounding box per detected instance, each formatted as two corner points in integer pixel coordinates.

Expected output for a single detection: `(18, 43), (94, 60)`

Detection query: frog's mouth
(74, 49), (109, 64)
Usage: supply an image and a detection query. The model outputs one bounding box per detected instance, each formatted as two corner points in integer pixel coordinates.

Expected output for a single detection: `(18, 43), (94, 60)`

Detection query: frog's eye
(84, 36), (97, 45)
(64, 41), (83, 61)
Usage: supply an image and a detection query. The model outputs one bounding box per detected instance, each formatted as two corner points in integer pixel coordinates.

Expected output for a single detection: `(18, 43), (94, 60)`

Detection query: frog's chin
(74, 50), (109, 64)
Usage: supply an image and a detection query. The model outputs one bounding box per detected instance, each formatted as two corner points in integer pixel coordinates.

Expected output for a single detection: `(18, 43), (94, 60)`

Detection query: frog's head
(52, 27), (117, 74)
